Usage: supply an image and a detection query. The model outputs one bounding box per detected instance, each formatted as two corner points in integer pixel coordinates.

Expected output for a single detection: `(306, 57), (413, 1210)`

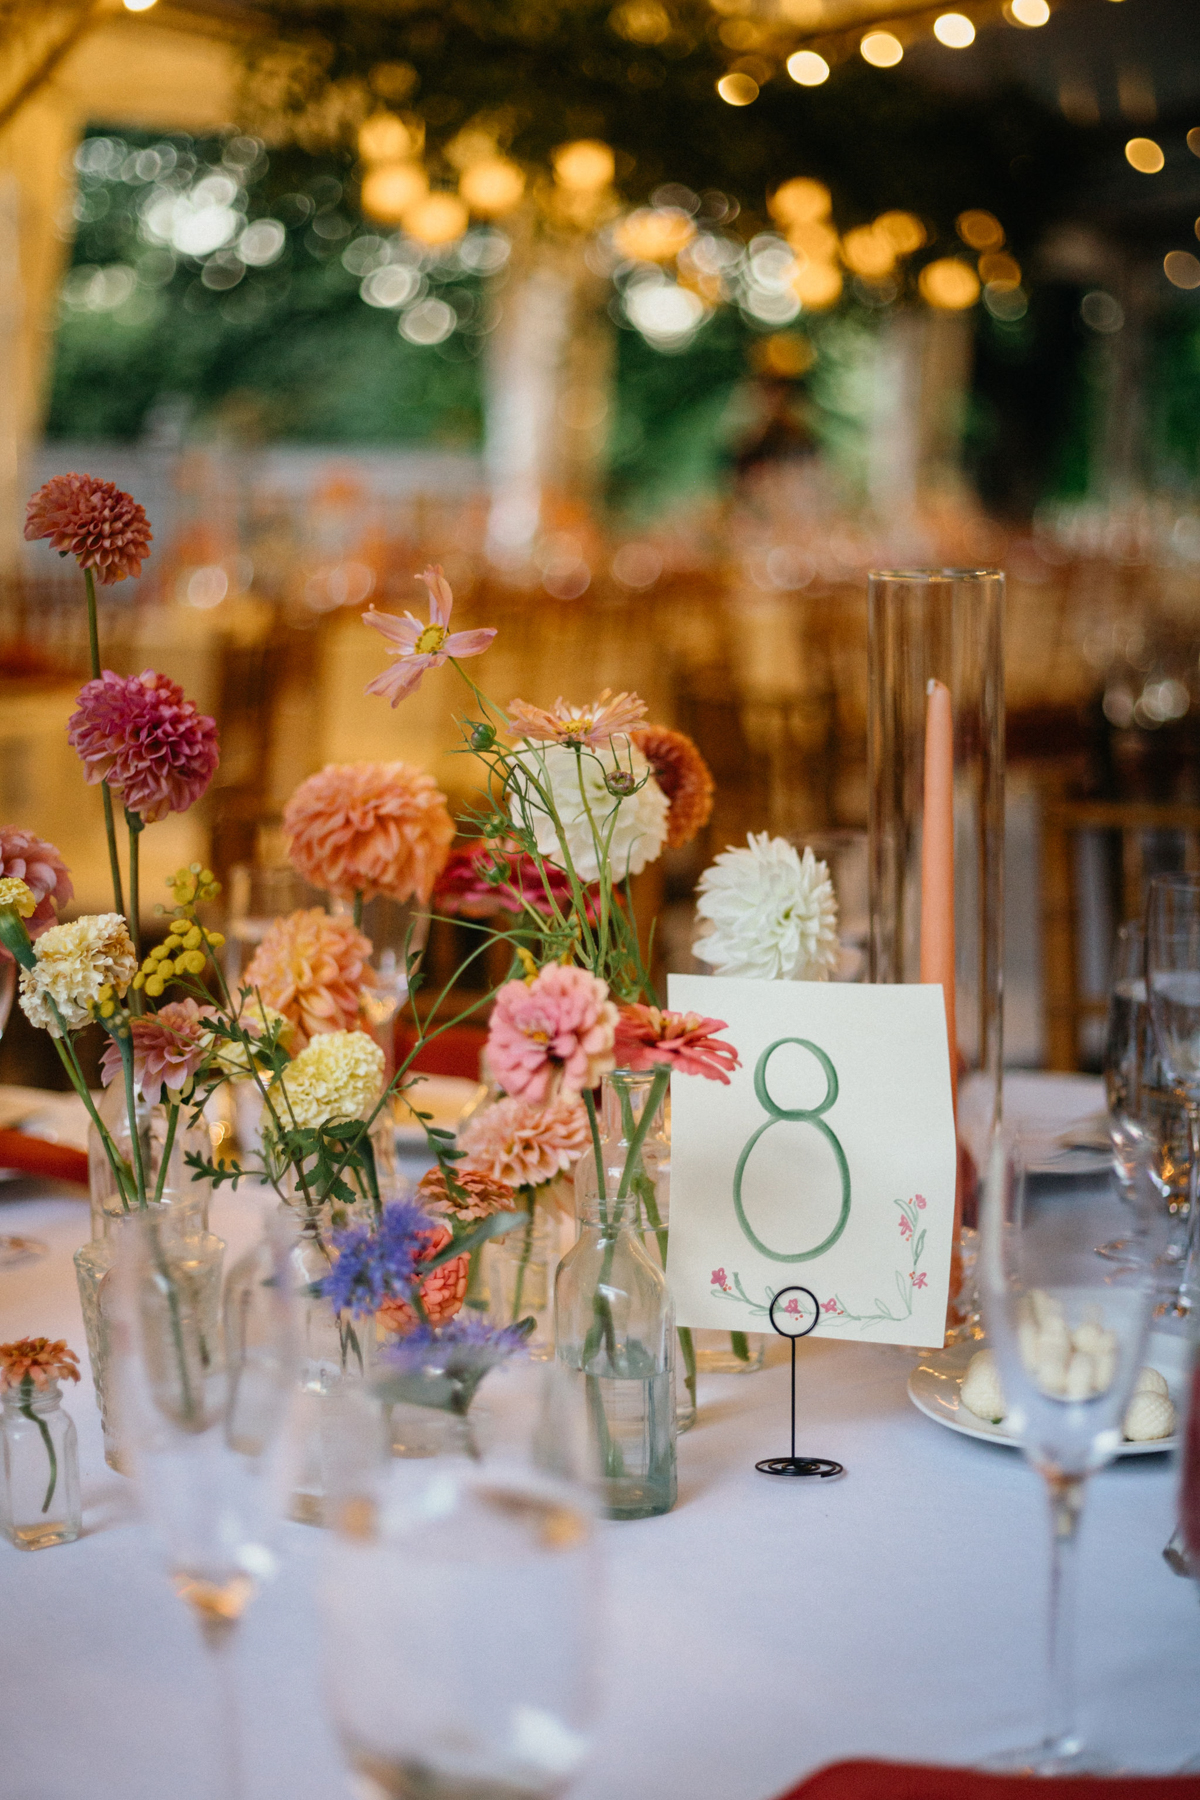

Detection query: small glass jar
(488, 1198), (558, 1359)
(1, 1379), (82, 1550)
(555, 1186), (677, 1521)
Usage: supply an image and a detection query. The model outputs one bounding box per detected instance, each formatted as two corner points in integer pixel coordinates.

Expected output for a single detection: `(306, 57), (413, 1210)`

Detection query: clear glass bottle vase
(226, 1200), (375, 1526)
(1, 1378), (81, 1550)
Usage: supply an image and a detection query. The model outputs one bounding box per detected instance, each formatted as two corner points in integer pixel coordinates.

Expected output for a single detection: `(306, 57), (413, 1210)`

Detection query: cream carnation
(268, 1029), (385, 1131)
(510, 738), (668, 884)
(459, 1094), (591, 1192)
(693, 834), (838, 982)
(19, 912), (137, 1034)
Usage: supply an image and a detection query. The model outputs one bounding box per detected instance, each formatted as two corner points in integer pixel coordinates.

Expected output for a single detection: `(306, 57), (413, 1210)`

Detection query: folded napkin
(777, 1760), (1200, 1800)
(0, 1129), (89, 1186)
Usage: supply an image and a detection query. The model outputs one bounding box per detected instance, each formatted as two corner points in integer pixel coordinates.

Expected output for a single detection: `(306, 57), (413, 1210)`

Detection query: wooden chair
(1041, 799), (1200, 1070)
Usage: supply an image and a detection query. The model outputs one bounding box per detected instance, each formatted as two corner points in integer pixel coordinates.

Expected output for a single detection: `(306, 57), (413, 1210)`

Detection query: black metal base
(755, 1455), (844, 1478)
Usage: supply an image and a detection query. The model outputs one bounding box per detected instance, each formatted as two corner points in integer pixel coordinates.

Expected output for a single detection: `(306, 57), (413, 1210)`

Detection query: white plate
(907, 1328), (1188, 1457)
(392, 1075), (488, 1147)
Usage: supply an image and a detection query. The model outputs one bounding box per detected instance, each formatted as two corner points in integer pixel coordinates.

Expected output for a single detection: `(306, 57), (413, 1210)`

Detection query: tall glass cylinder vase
(75, 1084), (214, 1468)
(573, 1070), (695, 1431)
(868, 569), (1004, 1327)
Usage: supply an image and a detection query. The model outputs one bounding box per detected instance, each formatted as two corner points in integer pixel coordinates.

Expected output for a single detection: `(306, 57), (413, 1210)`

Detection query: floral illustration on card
(709, 1194), (931, 1328)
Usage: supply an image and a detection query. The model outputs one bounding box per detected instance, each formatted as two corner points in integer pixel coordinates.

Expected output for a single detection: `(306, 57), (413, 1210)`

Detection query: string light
(787, 51), (830, 86)
(717, 72), (760, 104)
(553, 141), (615, 192)
(1125, 137), (1164, 172)
(360, 163), (429, 224)
(860, 31), (903, 66)
(1007, 0), (1050, 23)
(769, 178), (832, 226)
(875, 211), (925, 254)
(919, 258), (980, 309)
(459, 157), (525, 216)
(933, 13), (975, 47)
(957, 209), (1004, 249)
(403, 193), (469, 245)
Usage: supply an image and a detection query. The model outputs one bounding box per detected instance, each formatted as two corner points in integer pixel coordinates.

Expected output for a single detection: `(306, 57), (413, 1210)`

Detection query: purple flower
(318, 1199), (430, 1318)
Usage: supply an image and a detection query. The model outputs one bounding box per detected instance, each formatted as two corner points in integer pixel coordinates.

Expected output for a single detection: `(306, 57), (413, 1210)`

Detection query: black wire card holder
(755, 1285), (844, 1480)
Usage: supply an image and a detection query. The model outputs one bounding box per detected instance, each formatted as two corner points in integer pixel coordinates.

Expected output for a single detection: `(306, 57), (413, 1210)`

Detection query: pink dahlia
(243, 908), (372, 1050)
(25, 473), (152, 584)
(363, 565), (496, 706)
(0, 827), (72, 952)
(613, 1003), (740, 1084)
(459, 1093), (590, 1192)
(486, 963), (617, 1103)
(434, 840), (601, 924)
(67, 669), (219, 823)
(99, 997), (214, 1099)
(378, 1221), (469, 1333)
(283, 761), (454, 905)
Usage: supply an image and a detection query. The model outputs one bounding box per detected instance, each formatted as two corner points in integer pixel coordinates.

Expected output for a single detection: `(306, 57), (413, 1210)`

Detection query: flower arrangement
(0, 1337), (80, 1515)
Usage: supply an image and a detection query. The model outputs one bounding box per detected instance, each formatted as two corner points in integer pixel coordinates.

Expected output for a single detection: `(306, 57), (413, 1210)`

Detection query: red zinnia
(434, 840), (602, 923)
(25, 473), (152, 584)
(613, 1003), (740, 1084)
(67, 669), (219, 822)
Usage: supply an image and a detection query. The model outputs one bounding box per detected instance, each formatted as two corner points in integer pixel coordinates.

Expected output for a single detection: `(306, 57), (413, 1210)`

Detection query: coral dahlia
(25, 473), (152, 584)
(244, 909), (373, 1050)
(283, 760), (454, 905)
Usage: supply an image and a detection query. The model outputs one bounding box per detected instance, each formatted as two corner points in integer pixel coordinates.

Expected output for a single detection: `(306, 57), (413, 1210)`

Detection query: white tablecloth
(3, 1101), (1200, 1800)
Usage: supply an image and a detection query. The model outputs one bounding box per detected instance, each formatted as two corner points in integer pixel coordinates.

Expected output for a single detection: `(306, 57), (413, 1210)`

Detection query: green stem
(126, 812), (142, 963)
(511, 1200), (536, 1321)
(679, 1325), (697, 1412)
(353, 889), (364, 932)
(730, 1331), (751, 1363)
(118, 1037), (149, 1207)
(100, 784), (126, 921)
(583, 1088), (607, 1226)
(152, 1102), (179, 1206)
(19, 1379), (58, 1513)
(47, 1006), (134, 1208)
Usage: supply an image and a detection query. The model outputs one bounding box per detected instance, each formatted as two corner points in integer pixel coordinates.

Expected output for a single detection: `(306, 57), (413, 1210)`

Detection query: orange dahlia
(283, 761), (454, 905)
(417, 1165), (517, 1223)
(378, 1221), (469, 1332)
(243, 908), (373, 1050)
(631, 725), (714, 848)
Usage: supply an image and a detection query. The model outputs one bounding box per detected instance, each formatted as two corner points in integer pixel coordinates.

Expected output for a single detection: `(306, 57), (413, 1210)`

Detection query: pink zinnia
(378, 1221), (469, 1334)
(99, 997), (213, 1099)
(434, 840), (602, 924)
(0, 827), (72, 954)
(486, 963), (617, 1103)
(363, 565), (496, 706)
(25, 472), (152, 584)
(613, 1003), (740, 1084)
(459, 1093), (591, 1191)
(67, 669), (219, 822)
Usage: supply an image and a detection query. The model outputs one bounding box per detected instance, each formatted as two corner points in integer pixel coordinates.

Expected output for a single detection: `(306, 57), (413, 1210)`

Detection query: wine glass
(978, 1131), (1168, 1773)
(1145, 874), (1200, 1315)
(114, 1201), (295, 1800)
(0, 956), (49, 1269)
(320, 1360), (600, 1800)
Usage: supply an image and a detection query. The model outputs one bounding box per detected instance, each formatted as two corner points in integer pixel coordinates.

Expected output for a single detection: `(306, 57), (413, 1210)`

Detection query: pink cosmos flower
(99, 997), (213, 1099)
(25, 473), (152, 584)
(0, 827), (72, 954)
(486, 963), (617, 1103)
(613, 1003), (740, 1084)
(67, 669), (219, 822)
(362, 566), (496, 706)
(506, 688), (647, 750)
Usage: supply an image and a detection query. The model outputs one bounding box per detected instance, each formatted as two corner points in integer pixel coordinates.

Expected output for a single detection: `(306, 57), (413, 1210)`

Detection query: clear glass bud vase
(1, 1378), (81, 1549)
(573, 1070), (696, 1428)
(226, 1200), (375, 1526)
(75, 1084), (214, 1467)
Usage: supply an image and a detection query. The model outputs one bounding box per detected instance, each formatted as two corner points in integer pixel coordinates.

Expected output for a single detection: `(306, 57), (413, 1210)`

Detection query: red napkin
(0, 1129), (88, 1187)
(776, 1762), (1200, 1800)
(394, 1021), (485, 1082)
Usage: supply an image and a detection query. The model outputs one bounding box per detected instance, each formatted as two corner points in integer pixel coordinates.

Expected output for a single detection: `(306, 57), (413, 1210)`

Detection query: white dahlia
(509, 737), (669, 884)
(693, 834), (838, 982)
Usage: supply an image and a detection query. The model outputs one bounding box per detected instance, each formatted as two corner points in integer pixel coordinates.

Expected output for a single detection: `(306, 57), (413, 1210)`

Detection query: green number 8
(732, 1037), (851, 1264)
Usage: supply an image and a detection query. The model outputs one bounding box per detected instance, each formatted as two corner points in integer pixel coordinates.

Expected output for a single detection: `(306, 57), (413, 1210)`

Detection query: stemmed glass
(115, 1202), (295, 1800)
(320, 1361), (600, 1800)
(0, 956), (49, 1269)
(1145, 874), (1200, 1315)
(979, 1131), (1168, 1773)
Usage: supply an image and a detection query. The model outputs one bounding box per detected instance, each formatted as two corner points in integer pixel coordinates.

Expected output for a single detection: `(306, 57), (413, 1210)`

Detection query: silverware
(1163, 1525), (1194, 1577)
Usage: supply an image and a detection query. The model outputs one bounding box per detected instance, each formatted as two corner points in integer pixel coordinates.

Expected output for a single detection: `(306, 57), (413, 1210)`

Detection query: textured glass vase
(572, 1070), (695, 1431)
(75, 1085), (214, 1468)
(488, 1198), (558, 1360)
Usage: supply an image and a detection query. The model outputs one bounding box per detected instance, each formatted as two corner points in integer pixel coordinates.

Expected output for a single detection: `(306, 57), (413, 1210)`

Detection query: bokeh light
(1008, 0), (1050, 22)
(361, 163), (429, 224)
(403, 194), (469, 246)
(957, 209), (1004, 249)
(769, 178), (832, 226)
(791, 261), (843, 308)
(717, 73), (760, 105)
(933, 14), (975, 47)
(918, 258), (981, 309)
(860, 32), (903, 67)
(1164, 250), (1200, 289)
(615, 207), (696, 262)
(875, 211), (926, 254)
(553, 140), (615, 192)
(1125, 137), (1165, 173)
(459, 157), (525, 217)
(787, 51), (830, 86)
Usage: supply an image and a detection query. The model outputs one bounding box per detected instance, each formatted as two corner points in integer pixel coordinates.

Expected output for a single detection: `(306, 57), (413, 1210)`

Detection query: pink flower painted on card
(821, 1297), (841, 1314)
(711, 1268), (729, 1291)
(914, 1193), (927, 1210)
(899, 1215), (913, 1240)
(910, 1270), (928, 1288)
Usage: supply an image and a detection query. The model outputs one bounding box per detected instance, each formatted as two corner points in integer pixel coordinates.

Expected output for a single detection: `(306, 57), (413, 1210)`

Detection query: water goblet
(114, 1201), (295, 1800)
(320, 1360), (600, 1800)
(979, 1132), (1168, 1773)
(1145, 874), (1200, 1314)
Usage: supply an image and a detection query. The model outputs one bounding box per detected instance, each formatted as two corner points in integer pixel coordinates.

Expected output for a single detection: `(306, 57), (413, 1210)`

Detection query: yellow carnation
(0, 877), (35, 918)
(18, 912), (137, 1035)
(267, 1029), (384, 1130)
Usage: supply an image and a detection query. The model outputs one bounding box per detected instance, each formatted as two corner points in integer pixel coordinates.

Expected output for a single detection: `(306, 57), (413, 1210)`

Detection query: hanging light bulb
(460, 157), (525, 217)
(361, 163), (429, 225)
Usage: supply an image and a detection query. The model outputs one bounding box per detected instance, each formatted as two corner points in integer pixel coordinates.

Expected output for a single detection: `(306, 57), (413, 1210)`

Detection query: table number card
(666, 974), (958, 1348)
